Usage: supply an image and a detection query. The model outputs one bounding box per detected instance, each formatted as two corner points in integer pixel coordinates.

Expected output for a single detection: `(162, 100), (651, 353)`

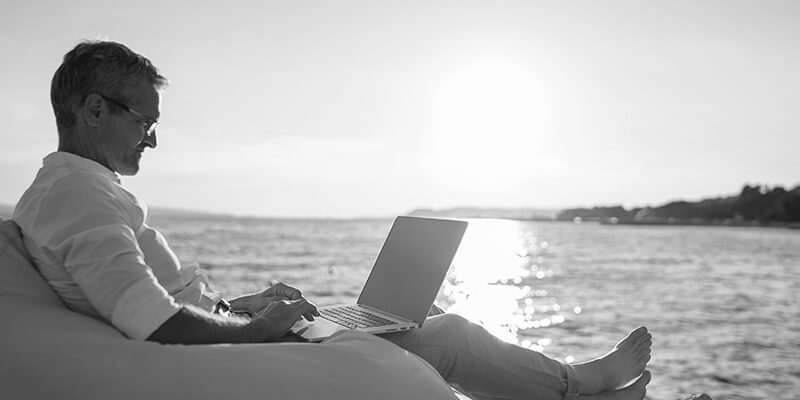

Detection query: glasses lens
(146, 121), (158, 136)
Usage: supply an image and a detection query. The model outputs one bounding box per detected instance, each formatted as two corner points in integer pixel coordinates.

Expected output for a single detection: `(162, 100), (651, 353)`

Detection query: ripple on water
(149, 215), (800, 400)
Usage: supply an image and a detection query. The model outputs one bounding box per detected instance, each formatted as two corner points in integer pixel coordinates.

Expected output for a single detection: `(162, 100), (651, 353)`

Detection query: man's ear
(83, 93), (105, 128)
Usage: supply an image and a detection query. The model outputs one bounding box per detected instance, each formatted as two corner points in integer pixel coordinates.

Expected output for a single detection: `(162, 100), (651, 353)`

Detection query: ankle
(571, 361), (606, 395)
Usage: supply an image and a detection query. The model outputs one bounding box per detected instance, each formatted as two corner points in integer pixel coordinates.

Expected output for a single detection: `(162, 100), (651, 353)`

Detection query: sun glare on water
(439, 219), (565, 347)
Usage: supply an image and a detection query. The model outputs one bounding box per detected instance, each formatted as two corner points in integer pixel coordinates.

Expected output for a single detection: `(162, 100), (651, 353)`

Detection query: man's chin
(117, 162), (141, 176)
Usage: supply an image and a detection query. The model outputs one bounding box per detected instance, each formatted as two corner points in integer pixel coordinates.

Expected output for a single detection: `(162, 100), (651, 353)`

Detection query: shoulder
(19, 169), (144, 236)
(49, 171), (128, 213)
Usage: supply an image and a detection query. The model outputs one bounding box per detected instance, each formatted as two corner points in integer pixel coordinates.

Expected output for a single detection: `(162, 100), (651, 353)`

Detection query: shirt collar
(43, 151), (121, 183)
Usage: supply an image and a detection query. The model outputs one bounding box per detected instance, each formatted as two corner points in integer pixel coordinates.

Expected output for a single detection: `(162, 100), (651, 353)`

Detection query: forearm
(146, 305), (258, 344)
(228, 293), (259, 315)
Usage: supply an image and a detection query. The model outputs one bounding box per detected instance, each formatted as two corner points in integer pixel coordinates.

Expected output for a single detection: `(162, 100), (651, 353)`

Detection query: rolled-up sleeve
(53, 223), (181, 339)
(111, 274), (181, 340)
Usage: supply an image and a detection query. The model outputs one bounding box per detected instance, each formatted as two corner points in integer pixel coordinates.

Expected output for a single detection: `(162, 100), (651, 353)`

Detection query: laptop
(290, 216), (468, 342)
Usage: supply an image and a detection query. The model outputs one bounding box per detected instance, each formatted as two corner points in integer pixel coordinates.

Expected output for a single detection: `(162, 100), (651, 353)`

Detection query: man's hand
(230, 282), (319, 319)
(247, 298), (319, 342)
(262, 281), (304, 301)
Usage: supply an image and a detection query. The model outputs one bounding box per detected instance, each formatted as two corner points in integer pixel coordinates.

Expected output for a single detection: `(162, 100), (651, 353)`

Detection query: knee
(435, 313), (472, 332)
(430, 313), (484, 346)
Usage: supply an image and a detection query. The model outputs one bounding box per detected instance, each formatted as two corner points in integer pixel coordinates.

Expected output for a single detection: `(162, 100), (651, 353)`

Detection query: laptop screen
(357, 216), (467, 324)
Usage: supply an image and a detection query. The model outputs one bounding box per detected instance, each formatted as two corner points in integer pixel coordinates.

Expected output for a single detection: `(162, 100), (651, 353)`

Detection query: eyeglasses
(100, 95), (159, 136)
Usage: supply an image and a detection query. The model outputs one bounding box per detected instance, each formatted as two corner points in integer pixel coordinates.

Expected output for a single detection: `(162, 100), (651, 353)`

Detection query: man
(15, 40), (652, 400)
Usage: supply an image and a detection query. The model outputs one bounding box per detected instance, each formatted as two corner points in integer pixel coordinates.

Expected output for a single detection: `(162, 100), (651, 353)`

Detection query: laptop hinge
(357, 304), (419, 326)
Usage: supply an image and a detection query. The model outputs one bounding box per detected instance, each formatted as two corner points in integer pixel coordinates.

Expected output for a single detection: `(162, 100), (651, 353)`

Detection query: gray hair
(50, 40), (168, 138)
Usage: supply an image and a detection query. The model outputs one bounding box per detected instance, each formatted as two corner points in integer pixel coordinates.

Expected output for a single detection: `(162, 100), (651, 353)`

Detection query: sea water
(149, 214), (800, 400)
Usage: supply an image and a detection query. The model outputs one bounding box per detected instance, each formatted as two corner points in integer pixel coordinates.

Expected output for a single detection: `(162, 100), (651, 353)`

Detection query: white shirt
(14, 152), (222, 340)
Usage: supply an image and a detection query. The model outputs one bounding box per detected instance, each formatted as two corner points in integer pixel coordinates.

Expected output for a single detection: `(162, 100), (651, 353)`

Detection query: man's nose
(142, 130), (157, 148)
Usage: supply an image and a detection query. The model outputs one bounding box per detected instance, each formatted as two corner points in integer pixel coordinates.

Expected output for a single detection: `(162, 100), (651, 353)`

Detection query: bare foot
(572, 326), (652, 394)
(583, 370), (651, 400)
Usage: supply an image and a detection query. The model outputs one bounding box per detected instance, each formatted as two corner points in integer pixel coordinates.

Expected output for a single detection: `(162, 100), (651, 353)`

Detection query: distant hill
(0, 204), (230, 221)
(557, 184), (800, 228)
(408, 207), (560, 220)
(146, 207), (232, 219)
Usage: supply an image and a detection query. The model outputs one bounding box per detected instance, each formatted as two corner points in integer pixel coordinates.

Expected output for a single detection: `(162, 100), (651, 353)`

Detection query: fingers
(276, 298), (318, 319)
(249, 298), (321, 341)
(268, 282), (304, 300)
(290, 298), (319, 321)
(261, 300), (281, 313)
(303, 301), (320, 321)
(254, 284), (318, 325)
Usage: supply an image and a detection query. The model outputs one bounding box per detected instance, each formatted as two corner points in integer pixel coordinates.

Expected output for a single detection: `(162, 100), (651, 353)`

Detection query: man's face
(100, 81), (161, 176)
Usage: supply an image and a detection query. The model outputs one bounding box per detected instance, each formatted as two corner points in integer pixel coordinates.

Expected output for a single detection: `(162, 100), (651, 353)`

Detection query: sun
(431, 60), (553, 185)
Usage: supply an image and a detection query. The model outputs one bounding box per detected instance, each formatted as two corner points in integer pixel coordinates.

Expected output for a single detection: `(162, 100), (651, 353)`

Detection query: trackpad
(291, 317), (347, 342)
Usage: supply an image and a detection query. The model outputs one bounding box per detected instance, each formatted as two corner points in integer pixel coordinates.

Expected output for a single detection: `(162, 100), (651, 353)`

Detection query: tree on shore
(557, 184), (800, 224)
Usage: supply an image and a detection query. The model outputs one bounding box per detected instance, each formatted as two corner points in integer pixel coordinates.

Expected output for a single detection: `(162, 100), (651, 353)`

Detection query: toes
(641, 370), (651, 385)
(635, 333), (652, 346)
(630, 326), (648, 338)
(629, 370), (652, 388)
(634, 337), (653, 352)
(638, 353), (651, 365)
(618, 326), (649, 348)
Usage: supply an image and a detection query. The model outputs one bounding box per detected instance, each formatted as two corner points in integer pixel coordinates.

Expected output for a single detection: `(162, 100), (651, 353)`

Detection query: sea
(68, 210), (800, 399)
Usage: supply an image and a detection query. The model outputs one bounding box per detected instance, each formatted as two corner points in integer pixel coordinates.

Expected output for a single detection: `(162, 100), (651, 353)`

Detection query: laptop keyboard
(320, 305), (399, 329)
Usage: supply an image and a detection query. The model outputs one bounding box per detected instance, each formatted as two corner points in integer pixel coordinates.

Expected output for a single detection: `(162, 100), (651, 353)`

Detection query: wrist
(241, 319), (261, 342)
(244, 315), (279, 342)
(228, 295), (255, 315)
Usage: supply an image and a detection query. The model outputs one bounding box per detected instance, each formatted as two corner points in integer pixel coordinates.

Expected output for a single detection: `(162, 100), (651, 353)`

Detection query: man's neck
(58, 138), (113, 173)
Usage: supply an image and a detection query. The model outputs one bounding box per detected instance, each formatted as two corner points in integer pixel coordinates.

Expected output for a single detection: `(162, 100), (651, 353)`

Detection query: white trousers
(380, 314), (582, 400)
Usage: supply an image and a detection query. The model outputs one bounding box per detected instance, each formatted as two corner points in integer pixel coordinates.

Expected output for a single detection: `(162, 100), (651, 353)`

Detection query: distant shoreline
(596, 218), (800, 230)
(408, 206), (800, 230)
(443, 214), (800, 230)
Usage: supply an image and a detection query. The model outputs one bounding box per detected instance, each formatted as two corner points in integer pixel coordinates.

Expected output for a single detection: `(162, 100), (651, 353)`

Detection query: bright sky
(1, 1), (798, 218)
